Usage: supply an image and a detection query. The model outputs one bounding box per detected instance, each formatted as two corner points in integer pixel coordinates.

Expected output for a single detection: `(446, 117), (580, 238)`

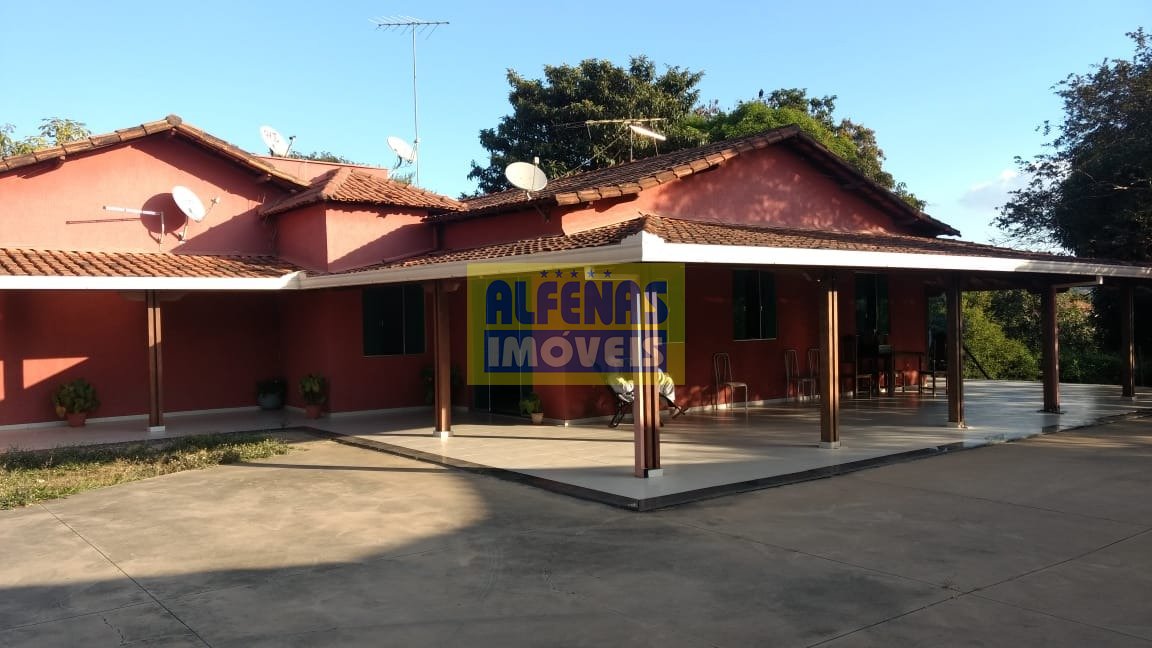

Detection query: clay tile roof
(328, 218), (647, 275)
(638, 214), (1067, 261)
(0, 249), (300, 279)
(260, 168), (464, 216)
(435, 126), (959, 237)
(0, 115), (308, 190)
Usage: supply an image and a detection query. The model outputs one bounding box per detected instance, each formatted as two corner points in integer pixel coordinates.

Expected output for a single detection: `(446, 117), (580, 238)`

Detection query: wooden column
(146, 290), (165, 432)
(818, 273), (840, 448)
(632, 287), (661, 477)
(432, 280), (452, 436)
(1040, 285), (1061, 413)
(945, 277), (964, 426)
(1121, 283), (1136, 398)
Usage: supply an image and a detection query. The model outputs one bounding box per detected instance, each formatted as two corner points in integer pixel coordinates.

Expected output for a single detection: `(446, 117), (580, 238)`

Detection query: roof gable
(0, 115), (308, 191)
(261, 167), (464, 215)
(439, 126), (958, 237)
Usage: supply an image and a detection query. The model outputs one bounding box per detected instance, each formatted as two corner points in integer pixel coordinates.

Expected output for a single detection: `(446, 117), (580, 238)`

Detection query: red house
(2, 115), (1148, 477)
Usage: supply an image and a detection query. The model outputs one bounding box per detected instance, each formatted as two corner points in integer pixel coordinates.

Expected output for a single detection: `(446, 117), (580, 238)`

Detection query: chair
(807, 347), (821, 399)
(606, 373), (685, 428)
(784, 349), (816, 401)
(840, 334), (874, 398)
(923, 332), (947, 394)
(713, 352), (748, 411)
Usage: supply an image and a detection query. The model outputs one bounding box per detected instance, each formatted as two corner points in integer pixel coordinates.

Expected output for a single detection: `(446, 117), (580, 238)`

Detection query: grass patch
(1, 432), (291, 509)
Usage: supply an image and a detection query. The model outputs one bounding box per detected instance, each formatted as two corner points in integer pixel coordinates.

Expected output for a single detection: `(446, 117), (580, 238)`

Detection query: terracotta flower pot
(304, 404), (323, 419)
(66, 412), (88, 427)
(530, 412), (544, 425)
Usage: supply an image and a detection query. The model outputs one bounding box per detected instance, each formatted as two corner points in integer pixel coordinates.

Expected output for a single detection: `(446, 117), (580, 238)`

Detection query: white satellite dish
(628, 123), (667, 142)
(505, 161), (548, 193)
(259, 125), (291, 157)
(387, 135), (417, 164)
(171, 185), (206, 222)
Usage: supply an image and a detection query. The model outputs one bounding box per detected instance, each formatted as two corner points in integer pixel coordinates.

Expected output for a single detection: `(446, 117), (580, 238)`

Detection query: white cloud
(958, 168), (1028, 211)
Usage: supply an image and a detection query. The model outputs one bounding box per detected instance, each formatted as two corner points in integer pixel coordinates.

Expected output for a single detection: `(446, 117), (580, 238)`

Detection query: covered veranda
(4, 381), (1149, 509)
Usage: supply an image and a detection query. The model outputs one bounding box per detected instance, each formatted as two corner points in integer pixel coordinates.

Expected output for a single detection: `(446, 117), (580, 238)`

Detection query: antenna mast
(372, 15), (448, 185)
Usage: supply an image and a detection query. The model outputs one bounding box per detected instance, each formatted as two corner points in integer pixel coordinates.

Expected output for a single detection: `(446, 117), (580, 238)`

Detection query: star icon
(570, 270), (579, 278)
(586, 269), (596, 278)
(554, 269), (564, 278)
(539, 269), (549, 278)
(603, 269), (613, 278)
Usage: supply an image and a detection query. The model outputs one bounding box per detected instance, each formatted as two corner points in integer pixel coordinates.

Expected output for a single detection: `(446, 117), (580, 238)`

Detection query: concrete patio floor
(3, 419), (1152, 646)
(3, 381), (1150, 510)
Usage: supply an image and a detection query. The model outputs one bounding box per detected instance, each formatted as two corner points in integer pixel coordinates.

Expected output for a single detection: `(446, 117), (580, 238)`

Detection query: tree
(996, 29), (1152, 258)
(1, 118), (90, 157)
(469, 59), (923, 209)
(467, 56), (708, 194)
(696, 90), (924, 209)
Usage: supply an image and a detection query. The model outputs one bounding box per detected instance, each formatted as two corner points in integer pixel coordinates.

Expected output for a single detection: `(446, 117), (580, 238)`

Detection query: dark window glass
(854, 274), (890, 338)
(363, 284), (425, 356)
(733, 270), (777, 340)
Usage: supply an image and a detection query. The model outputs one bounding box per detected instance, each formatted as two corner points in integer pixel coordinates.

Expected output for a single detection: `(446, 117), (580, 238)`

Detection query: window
(855, 274), (889, 338)
(733, 270), (777, 340)
(363, 284), (425, 356)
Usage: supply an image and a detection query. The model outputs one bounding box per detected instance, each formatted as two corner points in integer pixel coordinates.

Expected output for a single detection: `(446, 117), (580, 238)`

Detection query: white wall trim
(640, 239), (1152, 279)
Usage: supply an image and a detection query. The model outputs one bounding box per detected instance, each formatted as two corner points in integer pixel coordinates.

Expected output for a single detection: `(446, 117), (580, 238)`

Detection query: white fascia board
(300, 236), (644, 289)
(0, 272), (304, 291)
(641, 239), (1152, 279)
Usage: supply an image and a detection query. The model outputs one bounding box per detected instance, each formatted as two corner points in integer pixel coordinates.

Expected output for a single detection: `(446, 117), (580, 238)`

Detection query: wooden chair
(784, 349), (816, 401)
(713, 352), (748, 411)
(840, 334), (874, 398)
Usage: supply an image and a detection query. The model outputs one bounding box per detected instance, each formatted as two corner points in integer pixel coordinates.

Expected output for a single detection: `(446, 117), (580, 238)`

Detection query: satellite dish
(172, 186), (206, 222)
(387, 135), (416, 164)
(259, 125), (290, 157)
(505, 161), (548, 193)
(628, 123), (667, 142)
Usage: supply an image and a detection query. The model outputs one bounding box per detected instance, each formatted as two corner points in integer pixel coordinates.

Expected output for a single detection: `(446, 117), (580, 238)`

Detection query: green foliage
(698, 91), (924, 209)
(997, 29), (1152, 259)
(519, 392), (543, 415)
(51, 379), (100, 415)
(299, 373), (328, 405)
(468, 55), (708, 193)
(1, 433), (290, 509)
(962, 293), (1039, 380)
(289, 150), (361, 164)
(1, 118), (90, 157)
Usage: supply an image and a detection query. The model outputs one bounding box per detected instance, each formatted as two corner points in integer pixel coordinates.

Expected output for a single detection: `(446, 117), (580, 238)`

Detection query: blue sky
(2, 1), (1147, 244)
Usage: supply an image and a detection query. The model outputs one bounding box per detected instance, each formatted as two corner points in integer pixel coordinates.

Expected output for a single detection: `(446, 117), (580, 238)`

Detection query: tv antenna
(372, 15), (449, 185)
(583, 118), (667, 162)
(259, 125), (295, 157)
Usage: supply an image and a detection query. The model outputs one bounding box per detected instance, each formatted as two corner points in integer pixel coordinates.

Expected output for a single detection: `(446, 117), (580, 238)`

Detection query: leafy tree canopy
(468, 59), (923, 209)
(1, 118), (91, 157)
(467, 56), (707, 194)
(996, 29), (1152, 259)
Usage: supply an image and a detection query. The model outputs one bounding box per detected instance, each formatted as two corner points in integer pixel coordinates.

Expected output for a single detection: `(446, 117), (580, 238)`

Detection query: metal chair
(713, 352), (748, 411)
(784, 349), (816, 401)
(840, 334), (874, 398)
(807, 347), (821, 399)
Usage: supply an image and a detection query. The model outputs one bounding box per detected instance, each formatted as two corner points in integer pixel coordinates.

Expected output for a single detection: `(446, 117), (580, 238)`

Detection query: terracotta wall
(0, 138), (288, 255)
(278, 288), (436, 413)
(0, 291), (147, 424)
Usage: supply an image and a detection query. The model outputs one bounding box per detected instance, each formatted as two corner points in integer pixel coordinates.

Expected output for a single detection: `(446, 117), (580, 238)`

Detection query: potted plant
(52, 378), (100, 427)
(299, 373), (328, 419)
(519, 392), (544, 424)
(256, 377), (287, 410)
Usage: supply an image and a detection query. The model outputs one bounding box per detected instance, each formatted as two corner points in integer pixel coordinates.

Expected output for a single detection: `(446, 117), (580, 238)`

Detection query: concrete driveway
(2, 421), (1150, 647)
